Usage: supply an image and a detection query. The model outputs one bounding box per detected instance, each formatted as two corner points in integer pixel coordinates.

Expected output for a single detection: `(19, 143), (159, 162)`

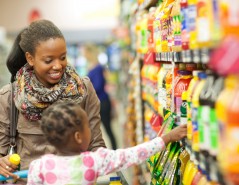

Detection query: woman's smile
(48, 71), (63, 80)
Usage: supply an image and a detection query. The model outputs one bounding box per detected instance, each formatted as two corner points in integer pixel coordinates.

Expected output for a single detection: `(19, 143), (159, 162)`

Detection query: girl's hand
(162, 124), (187, 145)
(0, 155), (19, 179)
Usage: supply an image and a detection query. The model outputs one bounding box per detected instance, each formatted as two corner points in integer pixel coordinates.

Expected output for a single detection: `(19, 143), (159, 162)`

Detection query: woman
(0, 20), (105, 183)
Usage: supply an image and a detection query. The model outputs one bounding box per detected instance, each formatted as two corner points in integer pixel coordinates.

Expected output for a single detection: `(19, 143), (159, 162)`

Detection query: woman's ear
(74, 131), (82, 144)
(25, 52), (34, 67)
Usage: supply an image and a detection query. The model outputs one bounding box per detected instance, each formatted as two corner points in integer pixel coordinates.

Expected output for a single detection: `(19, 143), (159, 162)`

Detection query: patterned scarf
(14, 64), (85, 121)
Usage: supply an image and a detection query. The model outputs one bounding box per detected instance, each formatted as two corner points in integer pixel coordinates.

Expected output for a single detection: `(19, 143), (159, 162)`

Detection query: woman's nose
(52, 61), (62, 70)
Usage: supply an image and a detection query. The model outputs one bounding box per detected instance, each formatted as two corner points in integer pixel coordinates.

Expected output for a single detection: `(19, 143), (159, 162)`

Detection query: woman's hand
(162, 124), (187, 145)
(0, 155), (19, 179)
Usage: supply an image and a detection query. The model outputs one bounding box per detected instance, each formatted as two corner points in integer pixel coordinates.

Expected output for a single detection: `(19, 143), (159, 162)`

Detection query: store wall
(0, 0), (120, 42)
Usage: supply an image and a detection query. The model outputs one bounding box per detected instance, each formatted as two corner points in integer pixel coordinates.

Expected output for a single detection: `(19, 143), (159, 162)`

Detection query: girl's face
(26, 38), (67, 88)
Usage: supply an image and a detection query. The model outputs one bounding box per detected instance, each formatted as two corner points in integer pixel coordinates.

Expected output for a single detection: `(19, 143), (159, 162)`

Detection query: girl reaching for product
(27, 102), (187, 185)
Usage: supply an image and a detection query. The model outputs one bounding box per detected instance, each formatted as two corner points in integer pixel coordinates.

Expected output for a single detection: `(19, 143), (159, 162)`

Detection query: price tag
(168, 52), (173, 62)
(185, 50), (192, 63)
(201, 48), (209, 64)
(182, 50), (186, 63)
(193, 49), (200, 63)
(156, 53), (160, 61)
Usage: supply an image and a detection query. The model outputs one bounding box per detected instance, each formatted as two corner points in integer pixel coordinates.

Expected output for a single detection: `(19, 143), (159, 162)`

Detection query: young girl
(27, 102), (187, 185)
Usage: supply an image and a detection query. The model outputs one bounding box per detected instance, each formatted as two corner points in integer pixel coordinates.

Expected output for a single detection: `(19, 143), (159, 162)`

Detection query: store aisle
(97, 101), (133, 185)
(100, 103), (124, 150)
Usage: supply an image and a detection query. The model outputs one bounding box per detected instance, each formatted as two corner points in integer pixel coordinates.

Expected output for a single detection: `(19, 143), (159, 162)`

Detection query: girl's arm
(94, 137), (165, 176)
(94, 124), (187, 176)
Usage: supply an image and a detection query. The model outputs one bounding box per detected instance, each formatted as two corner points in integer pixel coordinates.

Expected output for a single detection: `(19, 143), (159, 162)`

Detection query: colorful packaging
(196, 0), (213, 48)
(109, 177), (123, 185)
(191, 72), (207, 152)
(188, 0), (198, 50)
(140, 12), (149, 53)
(219, 0), (239, 38)
(187, 70), (202, 141)
(216, 76), (238, 176)
(157, 143), (180, 184)
(211, 0), (223, 46)
(158, 64), (172, 116)
(178, 148), (190, 174)
(160, 0), (175, 52)
(180, 91), (188, 125)
(171, 0), (182, 52)
(209, 76), (224, 156)
(165, 64), (179, 112)
(174, 70), (192, 125)
(180, 0), (189, 50)
(198, 71), (216, 151)
(154, 1), (164, 53)
(148, 7), (156, 52)
(218, 76), (239, 184)
(182, 159), (194, 185)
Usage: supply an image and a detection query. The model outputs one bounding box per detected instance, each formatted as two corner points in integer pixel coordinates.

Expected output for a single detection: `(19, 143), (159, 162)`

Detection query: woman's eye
(45, 60), (52, 64)
(61, 56), (66, 61)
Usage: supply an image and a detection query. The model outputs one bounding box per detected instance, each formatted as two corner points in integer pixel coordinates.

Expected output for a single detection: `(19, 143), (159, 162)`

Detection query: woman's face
(26, 38), (67, 88)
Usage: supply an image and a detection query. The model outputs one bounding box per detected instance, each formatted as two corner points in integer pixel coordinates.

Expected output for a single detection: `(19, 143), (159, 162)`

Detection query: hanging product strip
(125, 0), (239, 184)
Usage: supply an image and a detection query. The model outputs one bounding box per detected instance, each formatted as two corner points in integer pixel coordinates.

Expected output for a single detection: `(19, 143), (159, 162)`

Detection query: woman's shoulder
(81, 76), (90, 83)
(0, 83), (11, 105)
(81, 76), (93, 92)
(0, 84), (11, 123)
(0, 83), (11, 96)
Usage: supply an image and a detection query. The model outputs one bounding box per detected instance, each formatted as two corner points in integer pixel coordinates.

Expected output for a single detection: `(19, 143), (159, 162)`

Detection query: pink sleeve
(27, 159), (43, 185)
(94, 137), (165, 176)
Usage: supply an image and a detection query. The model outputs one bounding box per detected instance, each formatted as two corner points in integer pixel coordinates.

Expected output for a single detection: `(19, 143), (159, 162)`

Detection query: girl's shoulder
(41, 152), (98, 163)
(40, 153), (88, 168)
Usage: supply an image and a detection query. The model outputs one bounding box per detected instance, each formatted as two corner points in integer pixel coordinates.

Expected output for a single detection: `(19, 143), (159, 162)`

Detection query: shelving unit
(121, 0), (239, 184)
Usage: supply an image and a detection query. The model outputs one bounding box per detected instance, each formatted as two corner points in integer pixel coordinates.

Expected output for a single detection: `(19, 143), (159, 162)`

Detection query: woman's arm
(82, 77), (106, 151)
(0, 84), (19, 178)
(0, 84), (11, 156)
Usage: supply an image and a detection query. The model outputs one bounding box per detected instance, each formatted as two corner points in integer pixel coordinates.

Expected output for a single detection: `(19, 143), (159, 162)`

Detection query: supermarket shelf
(155, 49), (212, 64)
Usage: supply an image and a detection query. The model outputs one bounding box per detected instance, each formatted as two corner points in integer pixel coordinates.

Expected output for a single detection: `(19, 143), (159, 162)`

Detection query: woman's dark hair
(6, 20), (64, 82)
(40, 102), (86, 148)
